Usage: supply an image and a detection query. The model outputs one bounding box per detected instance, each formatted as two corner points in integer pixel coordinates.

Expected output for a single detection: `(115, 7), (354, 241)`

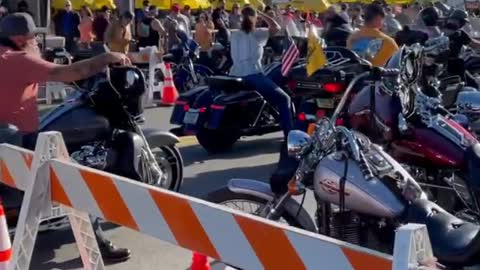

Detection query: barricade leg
(392, 223), (436, 270)
(9, 132), (104, 270)
(64, 207), (104, 270)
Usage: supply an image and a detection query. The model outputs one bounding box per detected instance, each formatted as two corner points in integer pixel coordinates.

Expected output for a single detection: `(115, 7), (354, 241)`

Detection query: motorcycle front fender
(226, 178), (317, 232)
(142, 128), (180, 147)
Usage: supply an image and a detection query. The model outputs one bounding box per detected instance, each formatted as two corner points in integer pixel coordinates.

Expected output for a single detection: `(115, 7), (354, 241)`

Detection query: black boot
(98, 240), (131, 263)
(269, 142), (299, 195)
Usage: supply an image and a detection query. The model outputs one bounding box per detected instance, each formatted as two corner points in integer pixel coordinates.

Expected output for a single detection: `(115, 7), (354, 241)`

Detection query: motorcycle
(346, 42), (480, 222)
(1, 65), (184, 232)
(170, 58), (300, 152)
(170, 36), (310, 153)
(293, 36), (480, 135)
(208, 71), (480, 268)
(163, 30), (214, 93)
(287, 46), (370, 132)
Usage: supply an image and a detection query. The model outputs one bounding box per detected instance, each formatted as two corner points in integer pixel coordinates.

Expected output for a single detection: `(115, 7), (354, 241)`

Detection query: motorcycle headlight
(287, 130), (313, 160)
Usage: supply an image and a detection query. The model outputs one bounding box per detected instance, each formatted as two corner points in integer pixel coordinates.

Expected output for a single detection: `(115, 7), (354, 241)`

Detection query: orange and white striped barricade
(393, 224), (436, 270)
(3, 132), (104, 270)
(0, 131), (434, 270)
(0, 145), (69, 236)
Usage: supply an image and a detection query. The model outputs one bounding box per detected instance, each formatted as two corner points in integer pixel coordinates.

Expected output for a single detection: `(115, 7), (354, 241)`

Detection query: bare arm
(47, 52), (130, 82)
(151, 18), (165, 34)
(258, 11), (281, 35)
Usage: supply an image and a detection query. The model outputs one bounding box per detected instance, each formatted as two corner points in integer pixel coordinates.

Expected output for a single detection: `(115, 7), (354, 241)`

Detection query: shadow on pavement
(181, 163), (275, 199)
(32, 228), (82, 270)
(180, 136), (282, 167)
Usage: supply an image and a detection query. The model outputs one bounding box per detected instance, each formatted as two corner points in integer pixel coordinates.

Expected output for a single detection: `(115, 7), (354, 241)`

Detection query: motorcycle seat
(406, 199), (480, 265)
(208, 76), (255, 92)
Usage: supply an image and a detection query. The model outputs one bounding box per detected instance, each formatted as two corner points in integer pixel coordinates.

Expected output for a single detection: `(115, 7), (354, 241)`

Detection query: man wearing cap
(0, 13), (132, 262)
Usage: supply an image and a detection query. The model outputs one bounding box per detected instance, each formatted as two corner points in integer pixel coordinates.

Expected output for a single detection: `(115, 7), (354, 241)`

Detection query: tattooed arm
(47, 52), (130, 82)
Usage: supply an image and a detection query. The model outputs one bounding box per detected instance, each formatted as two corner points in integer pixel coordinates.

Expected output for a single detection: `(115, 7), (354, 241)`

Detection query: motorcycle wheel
(149, 145), (183, 192)
(207, 186), (311, 229)
(196, 128), (240, 153)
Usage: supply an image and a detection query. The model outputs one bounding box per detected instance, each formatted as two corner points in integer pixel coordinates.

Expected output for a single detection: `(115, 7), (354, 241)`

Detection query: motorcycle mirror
(287, 130), (313, 160)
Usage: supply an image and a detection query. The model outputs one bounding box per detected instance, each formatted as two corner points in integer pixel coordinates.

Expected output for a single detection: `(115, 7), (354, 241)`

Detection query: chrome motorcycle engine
(329, 210), (361, 246)
(71, 143), (108, 170)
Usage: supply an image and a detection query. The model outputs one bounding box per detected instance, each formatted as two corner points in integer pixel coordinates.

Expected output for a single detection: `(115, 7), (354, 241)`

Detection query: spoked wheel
(207, 186), (309, 228)
(207, 186), (310, 270)
(140, 145), (183, 191)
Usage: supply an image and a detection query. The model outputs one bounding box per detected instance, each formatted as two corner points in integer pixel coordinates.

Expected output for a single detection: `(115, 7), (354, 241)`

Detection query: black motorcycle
(1, 65), (184, 232)
(170, 60), (295, 153)
(170, 36), (308, 153)
(40, 66), (184, 190)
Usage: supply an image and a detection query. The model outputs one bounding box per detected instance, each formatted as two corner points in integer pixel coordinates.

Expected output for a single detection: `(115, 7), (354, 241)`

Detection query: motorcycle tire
(151, 145), (184, 192)
(196, 128), (240, 153)
(207, 186), (312, 230)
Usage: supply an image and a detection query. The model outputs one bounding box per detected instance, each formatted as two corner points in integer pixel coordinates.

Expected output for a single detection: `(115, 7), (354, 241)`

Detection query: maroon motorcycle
(343, 43), (480, 222)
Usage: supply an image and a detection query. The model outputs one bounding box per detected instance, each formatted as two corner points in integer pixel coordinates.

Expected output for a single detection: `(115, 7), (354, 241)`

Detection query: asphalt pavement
(31, 106), (287, 270)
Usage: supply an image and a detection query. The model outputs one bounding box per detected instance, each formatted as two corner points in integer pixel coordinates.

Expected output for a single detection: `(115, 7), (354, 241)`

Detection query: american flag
(281, 32), (300, 77)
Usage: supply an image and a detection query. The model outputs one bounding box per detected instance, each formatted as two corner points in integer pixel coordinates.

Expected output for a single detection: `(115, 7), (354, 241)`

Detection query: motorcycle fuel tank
(348, 84), (399, 142)
(314, 152), (405, 218)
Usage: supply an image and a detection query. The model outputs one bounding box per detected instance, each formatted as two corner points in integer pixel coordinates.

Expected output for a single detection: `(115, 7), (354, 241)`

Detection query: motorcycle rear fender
(142, 128), (180, 146)
(227, 178), (317, 232)
(169, 86), (209, 125)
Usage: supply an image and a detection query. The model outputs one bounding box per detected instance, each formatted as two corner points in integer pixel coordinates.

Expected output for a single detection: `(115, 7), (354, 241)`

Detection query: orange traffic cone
(161, 62), (179, 106)
(0, 203), (12, 270)
(190, 252), (210, 270)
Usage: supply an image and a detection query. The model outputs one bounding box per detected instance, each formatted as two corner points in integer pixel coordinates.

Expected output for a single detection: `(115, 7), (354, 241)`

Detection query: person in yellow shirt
(347, 4), (398, 67)
(105, 11), (133, 54)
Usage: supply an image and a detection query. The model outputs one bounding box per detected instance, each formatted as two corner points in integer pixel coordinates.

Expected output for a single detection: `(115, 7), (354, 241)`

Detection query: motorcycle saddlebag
(207, 91), (263, 129)
(170, 86), (209, 125)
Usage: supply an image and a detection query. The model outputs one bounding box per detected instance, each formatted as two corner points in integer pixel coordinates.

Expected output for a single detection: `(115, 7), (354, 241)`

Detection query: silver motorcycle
(208, 75), (480, 268)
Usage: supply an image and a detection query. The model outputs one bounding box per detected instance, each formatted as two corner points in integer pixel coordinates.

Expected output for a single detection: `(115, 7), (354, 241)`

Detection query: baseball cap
(0, 13), (38, 38)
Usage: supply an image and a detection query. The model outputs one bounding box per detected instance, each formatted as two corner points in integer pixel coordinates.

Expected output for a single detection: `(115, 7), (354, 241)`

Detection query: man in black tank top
(136, 5), (164, 49)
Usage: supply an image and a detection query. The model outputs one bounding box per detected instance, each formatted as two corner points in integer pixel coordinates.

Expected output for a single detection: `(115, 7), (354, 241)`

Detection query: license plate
(183, 110), (199, 125)
(316, 98), (335, 108)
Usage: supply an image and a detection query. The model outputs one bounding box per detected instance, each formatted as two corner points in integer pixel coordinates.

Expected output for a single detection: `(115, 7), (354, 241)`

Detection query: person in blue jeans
(229, 6), (292, 139)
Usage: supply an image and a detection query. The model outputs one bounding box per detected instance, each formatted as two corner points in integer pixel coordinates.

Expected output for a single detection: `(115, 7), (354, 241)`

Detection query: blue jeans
(243, 73), (293, 138)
